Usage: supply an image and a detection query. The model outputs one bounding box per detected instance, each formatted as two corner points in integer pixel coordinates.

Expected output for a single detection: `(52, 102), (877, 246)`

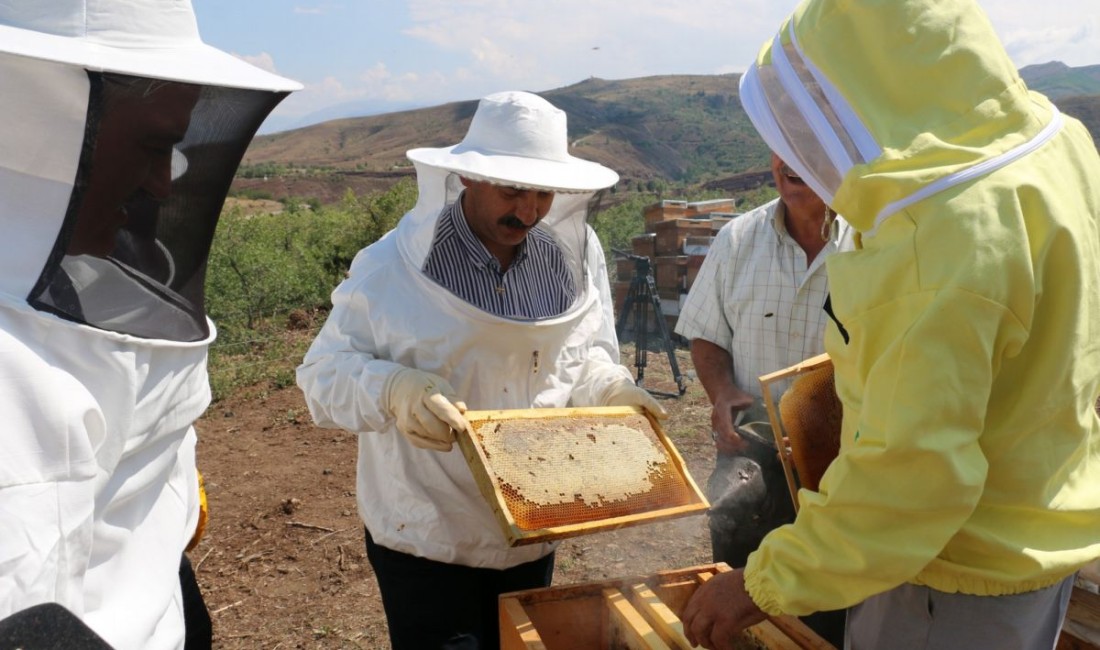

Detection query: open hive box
(500, 562), (835, 649)
(758, 353), (841, 511)
(456, 406), (708, 546)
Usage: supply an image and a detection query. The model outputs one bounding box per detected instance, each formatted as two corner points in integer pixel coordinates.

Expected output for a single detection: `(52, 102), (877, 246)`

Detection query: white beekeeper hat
(0, 0), (301, 92)
(407, 91), (619, 193)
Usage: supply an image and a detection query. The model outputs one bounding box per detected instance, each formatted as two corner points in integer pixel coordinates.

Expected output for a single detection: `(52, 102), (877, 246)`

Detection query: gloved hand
(186, 470), (208, 552)
(384, 368), (470, 452)
(601, 379), (669, 419)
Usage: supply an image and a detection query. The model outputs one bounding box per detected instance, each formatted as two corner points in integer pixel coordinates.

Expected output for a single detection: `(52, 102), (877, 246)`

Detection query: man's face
(68, 81), (201, 256)
(459, 178), (555, 261)
(770, 153), (826, 218)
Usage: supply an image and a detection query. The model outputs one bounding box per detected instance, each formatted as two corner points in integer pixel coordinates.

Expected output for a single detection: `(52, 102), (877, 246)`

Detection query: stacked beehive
(614, 199), (739, 337)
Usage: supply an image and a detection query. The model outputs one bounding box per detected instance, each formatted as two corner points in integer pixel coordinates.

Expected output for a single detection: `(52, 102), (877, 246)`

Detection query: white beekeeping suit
(0, 1), (299, 648)
(297, 92), (661, 571)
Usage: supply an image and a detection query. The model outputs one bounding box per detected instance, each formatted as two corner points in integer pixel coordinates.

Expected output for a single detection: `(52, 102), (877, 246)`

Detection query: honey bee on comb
(778, 361), (842, 493)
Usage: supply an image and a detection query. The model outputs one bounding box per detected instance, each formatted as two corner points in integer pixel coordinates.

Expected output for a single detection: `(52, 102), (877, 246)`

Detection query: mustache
(498, 214), (535, 229)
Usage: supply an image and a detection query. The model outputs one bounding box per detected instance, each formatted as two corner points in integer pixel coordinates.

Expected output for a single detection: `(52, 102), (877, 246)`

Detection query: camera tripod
(613, 249), (687, 398)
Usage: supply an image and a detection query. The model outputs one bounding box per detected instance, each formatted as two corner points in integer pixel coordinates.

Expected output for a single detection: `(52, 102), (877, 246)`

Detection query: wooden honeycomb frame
(457, 406), (708, 547)
(758, 353), (835, 512)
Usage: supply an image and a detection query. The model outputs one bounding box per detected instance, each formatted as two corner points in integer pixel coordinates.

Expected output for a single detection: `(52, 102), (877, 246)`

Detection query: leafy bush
(230, 188), (275, 201)
(205, 179), (416, 399)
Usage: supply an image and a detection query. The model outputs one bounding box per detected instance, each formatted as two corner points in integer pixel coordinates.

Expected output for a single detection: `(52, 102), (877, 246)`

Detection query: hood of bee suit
(0, 0), (299, 342)
(739, 0), (1063, 237)
(398, 92), (619, 317)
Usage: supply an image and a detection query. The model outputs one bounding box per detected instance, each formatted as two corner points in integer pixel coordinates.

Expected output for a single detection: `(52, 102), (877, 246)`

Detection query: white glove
(384, 368), (470, 452)
(601, 379), (669, 419)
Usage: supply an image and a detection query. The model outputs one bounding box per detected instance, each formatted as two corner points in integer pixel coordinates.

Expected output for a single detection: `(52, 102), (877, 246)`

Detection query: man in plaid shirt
(675, 151), (853, 645)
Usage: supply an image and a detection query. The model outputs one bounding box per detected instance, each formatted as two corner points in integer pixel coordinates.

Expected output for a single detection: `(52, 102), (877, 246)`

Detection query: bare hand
(711, 391), (755, 453)
(681, 569), (767, 650)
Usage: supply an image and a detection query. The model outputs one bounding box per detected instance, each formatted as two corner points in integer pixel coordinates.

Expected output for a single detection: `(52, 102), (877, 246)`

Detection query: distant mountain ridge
(1019, 61), (1100, 99)
(244, 73), (769, 187)
(241, 63), (1100, 198)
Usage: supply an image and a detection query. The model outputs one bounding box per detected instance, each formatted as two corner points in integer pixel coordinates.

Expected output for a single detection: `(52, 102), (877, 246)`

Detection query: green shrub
(205, 179), (416, 399)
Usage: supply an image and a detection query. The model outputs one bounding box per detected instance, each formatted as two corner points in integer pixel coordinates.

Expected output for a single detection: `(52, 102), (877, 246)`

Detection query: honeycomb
(469, 412), (699, 531)
(778, 362), (842, 492)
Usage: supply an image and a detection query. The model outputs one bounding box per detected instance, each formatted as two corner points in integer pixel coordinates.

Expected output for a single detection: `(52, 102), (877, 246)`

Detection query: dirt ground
(192, 345), (719, 649)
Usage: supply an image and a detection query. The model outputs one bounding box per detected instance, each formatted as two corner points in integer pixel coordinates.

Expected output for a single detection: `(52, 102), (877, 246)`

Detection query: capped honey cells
(467, 410), (701, 532)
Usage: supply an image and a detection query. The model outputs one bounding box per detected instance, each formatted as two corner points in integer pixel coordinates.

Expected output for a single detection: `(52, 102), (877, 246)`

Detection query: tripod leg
(615, 277), (648, 386)
(616, 288), (635, 339)
(633, 277), (649, 385)
(644, 272), (687, 396)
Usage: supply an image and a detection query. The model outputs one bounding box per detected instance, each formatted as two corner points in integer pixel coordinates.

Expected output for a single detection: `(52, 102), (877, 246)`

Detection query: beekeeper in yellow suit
(680, 0), (1100, 648)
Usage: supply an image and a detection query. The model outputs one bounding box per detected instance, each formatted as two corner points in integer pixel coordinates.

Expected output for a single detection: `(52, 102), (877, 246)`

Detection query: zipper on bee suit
(525, 350), (540, 403)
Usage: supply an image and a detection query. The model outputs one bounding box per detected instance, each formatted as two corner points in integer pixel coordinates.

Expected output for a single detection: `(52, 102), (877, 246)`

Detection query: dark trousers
(364, 528), (554, 650)
(180, 553), (213, 650)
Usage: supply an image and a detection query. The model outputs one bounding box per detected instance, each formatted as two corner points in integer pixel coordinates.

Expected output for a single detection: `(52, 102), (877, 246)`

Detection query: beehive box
(644, 200), (688, 227)
(632, 233), (658, 258)
(457, 406), (708, 547)
(651, 219), (716, 255)
(684, 198), (737, 216)
(500, 563), (836, 649)
(653, 256), (688, 292)
(682, 235), (713, 257)
(616, 258), (637, 281)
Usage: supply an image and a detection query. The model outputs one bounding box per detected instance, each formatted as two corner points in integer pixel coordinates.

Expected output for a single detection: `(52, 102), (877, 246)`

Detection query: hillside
(239, 67), (1100, 204)
(1058, 94), (1100, 140)
(541, 75), (767, 182)
(241, 74), (770, 190)
(1020, 62), (1100, 99)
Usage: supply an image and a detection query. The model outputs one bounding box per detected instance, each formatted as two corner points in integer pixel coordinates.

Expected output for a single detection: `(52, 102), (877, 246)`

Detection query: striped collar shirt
(422, 197), (576, 319)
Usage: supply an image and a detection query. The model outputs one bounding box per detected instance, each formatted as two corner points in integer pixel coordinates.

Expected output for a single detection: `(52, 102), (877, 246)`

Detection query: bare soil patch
(193, 345), (716, 648)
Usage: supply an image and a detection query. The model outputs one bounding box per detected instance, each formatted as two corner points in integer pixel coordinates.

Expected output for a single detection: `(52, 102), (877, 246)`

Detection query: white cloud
(999, 19), (1098, 67)
(397, 0), (798, 93)
(977, 2), (1098, 67)
(235, 51), (280, 75)
(264, 0), (1099, 124)
(358, 62), (393, 85)
(273, 61), (466, 119)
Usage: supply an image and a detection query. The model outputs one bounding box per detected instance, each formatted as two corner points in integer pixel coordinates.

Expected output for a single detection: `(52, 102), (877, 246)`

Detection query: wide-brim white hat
(0, 0), (301, 92)
(407, 91), (619, 194)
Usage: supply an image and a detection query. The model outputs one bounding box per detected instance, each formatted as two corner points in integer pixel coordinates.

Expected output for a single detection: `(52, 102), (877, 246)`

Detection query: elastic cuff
(743, 552), (785, 616)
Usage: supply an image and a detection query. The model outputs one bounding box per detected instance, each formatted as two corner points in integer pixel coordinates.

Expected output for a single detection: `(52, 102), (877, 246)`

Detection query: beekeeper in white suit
(297, 90), (667, 649)
(0, 1), (299, 648)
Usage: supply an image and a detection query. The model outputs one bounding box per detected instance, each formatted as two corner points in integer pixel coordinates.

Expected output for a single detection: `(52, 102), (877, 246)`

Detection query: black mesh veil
(28, 71), (289, 341)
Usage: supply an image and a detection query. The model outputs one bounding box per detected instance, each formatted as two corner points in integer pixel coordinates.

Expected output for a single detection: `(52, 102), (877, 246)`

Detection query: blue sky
(191, 1), (1100, 133)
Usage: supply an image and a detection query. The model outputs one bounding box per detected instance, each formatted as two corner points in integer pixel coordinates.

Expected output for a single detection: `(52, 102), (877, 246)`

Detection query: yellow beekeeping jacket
(739, 0), (1100, 616)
